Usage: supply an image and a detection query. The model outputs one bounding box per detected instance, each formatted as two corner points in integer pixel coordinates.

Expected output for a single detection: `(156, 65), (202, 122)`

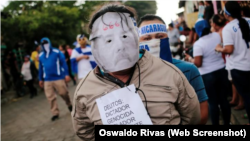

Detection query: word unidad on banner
(96, 84), (152, 125)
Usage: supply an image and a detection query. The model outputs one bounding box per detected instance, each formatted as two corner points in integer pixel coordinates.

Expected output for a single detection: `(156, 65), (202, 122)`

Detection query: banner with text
(96, 84), (152, 125)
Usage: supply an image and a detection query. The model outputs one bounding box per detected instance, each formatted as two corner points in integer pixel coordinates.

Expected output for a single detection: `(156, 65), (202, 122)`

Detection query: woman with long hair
(212, 14), (244, 111)
(215, 1), (250, 125)
(211, 14), (226, 40)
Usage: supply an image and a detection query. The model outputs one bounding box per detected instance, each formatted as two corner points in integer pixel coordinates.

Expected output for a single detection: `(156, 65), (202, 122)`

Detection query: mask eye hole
(107, 40), (112, 43)
(156, 35), (164, 39)
(123, 35), (127, 38)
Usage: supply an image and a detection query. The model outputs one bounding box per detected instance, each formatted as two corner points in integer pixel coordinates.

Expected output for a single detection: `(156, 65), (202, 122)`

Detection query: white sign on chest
(96, 84), (152, 125)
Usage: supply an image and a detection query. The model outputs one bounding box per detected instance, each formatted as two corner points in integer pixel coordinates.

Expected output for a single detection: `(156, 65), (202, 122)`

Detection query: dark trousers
(67, 64), (76, 85)
(231, 69), (250, 123)
(202, 68), (231, 125)
(25, 79), (37, 97)
(12, 73), (25, 97)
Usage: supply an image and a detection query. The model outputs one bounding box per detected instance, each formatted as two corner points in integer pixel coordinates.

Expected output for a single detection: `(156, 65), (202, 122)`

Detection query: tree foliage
(1, 0), (157, 53)
(124, 0), (157, 22)
(1, 0), (104, 53)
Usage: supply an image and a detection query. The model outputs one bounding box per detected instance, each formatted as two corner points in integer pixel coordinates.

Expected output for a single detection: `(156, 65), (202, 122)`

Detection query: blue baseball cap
(194, 19), (210, 37)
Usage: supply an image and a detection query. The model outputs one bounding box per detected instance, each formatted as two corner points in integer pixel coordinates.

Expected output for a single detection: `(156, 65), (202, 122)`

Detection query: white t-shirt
(21, 61), (32, 81)
(71, 47), (93, 79)
(193, 32), (225, 75)
(222, 18), (250, 71)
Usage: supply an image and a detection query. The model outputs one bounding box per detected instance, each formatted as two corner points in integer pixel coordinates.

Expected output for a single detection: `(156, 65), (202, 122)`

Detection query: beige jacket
(72, 50), (200, 140)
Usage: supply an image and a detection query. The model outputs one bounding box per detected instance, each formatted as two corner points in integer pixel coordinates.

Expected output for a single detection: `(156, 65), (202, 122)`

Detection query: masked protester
(138, 16), (173, 63)
(72, 4), (200, 140)
(138, 14), (208, 125)
(39, 37), (72, 121)
(70, 34), (97, 82)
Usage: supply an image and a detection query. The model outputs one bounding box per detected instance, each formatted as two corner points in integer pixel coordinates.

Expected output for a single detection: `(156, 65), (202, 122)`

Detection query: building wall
(185, 1), (195, 14)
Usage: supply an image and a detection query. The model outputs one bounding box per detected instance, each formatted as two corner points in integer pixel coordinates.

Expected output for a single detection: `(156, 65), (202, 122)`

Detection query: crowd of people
(183, 1), (250, 125)
(71, 2), (249, 140)
(36, 35), (97, 121)
(2, 32), (96, 122)
(1, 1), (250, 140)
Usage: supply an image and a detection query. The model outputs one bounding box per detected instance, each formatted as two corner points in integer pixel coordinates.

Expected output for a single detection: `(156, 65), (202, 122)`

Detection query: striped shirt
(172, 58), (208, 102)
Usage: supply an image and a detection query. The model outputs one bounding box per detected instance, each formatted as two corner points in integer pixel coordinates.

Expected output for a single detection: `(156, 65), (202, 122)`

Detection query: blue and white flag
(71, 45), (97, 74)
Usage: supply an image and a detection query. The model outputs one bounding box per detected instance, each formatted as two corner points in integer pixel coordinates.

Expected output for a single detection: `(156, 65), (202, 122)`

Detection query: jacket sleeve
(72, 95), (95, 140)
(38, 59), (43, 81)
(176, 72), (201, 125)
(59, 52), (69, 77)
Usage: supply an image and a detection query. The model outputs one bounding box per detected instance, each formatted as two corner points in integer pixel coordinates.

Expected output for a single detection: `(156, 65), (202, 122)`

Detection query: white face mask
(90, 12), (139, 73)
(43, 43), (50, 58)
(139, 39), (160, 58)
(43, 43), (50, 52)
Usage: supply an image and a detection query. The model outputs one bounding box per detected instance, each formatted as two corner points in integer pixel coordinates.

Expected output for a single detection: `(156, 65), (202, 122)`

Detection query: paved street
(1, 82), (81, 141)
(1, 81), (249, 141)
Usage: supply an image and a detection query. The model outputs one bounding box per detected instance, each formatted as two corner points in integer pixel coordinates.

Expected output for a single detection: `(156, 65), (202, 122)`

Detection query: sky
(156, 0), (184, 25)
(0, 0), (183, 24)
(0, 0), (9, 10)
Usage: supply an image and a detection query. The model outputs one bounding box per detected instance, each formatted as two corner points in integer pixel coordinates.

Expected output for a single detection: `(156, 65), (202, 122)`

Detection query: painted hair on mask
(88, 3), (137, 32)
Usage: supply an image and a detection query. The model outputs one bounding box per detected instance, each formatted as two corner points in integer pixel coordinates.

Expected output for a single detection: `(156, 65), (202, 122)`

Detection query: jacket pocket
(144, 84), (172, 91)
(139, 83), (179, 124)
(142, 83), (178, 103)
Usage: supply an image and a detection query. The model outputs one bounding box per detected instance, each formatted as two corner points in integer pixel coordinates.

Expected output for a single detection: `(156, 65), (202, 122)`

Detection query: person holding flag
(70, 34), (97, 82)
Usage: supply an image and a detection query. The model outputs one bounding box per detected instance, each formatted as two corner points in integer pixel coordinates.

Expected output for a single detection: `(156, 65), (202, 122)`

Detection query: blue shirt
(172, 58), (208, 102)
(39, 38), (69, 81)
